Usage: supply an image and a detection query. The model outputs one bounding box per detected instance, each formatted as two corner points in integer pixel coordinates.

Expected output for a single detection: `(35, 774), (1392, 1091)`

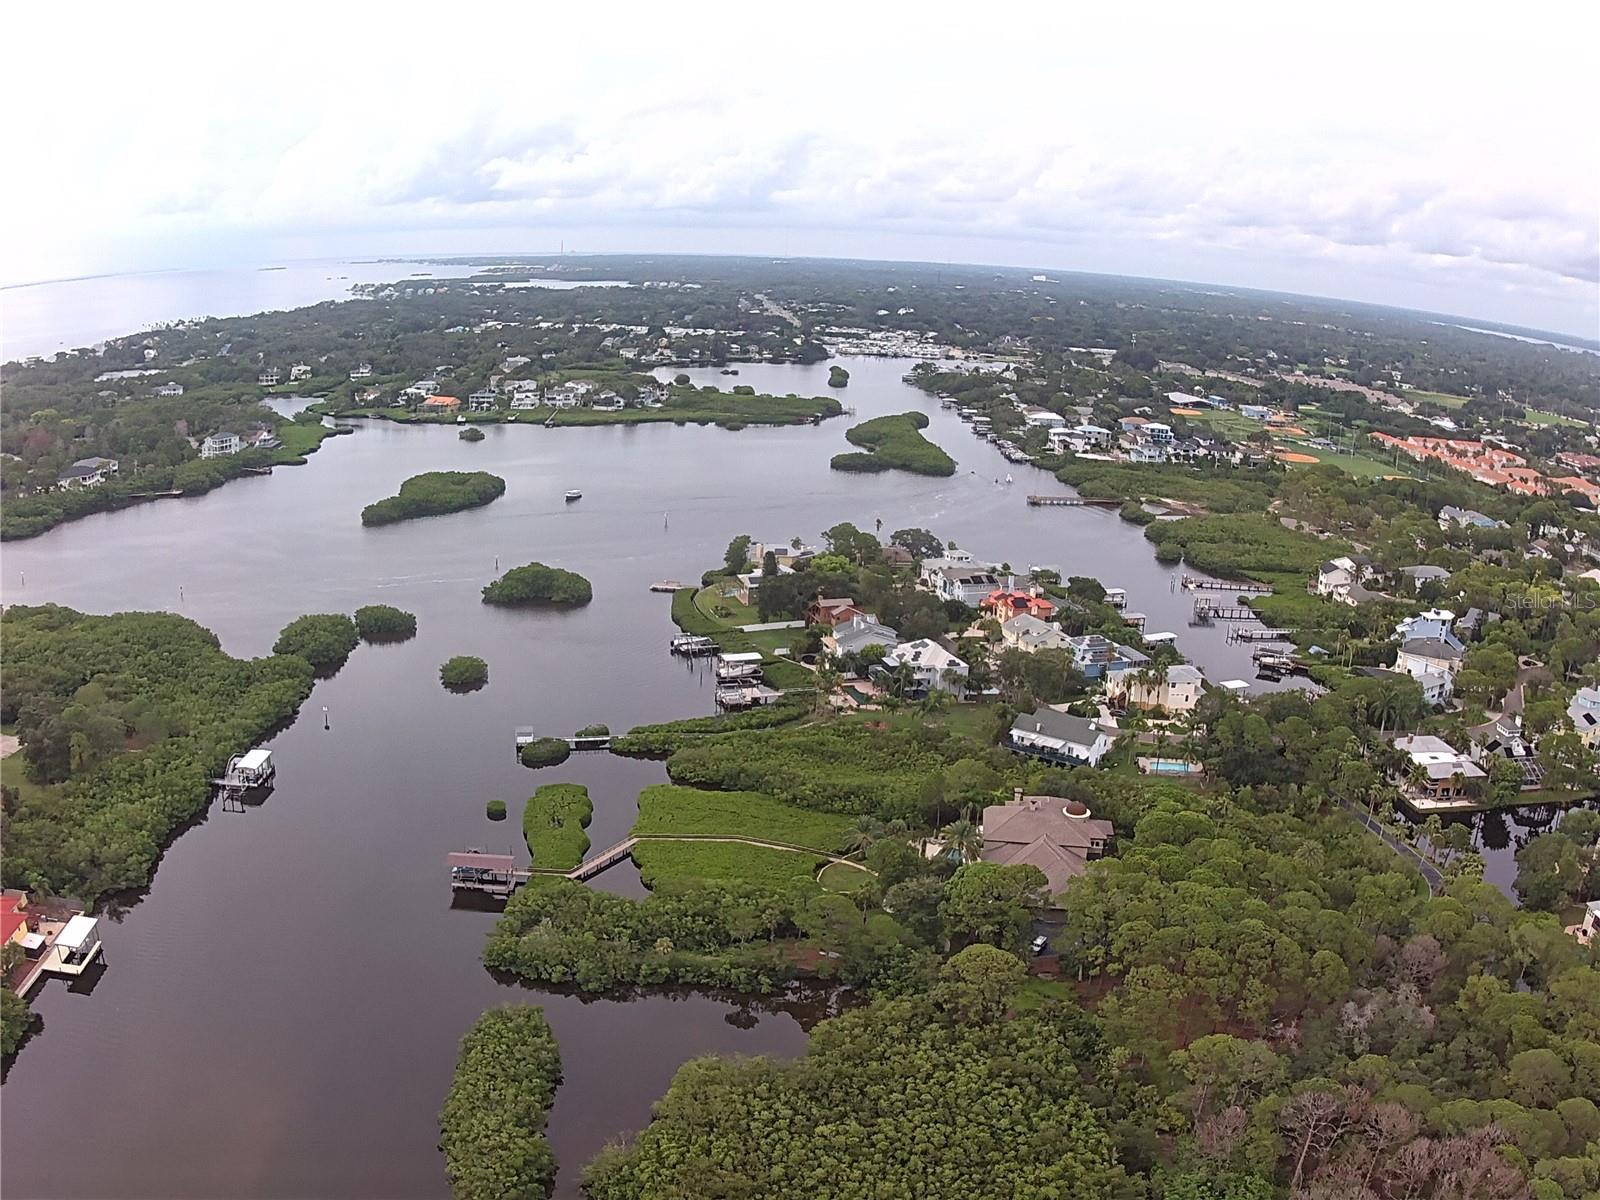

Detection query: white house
(257, 368), (281, 386)
(1566, 686), (1600, 748)
(1106, 663), (1204, 714)
(152, 381), (184, 397)
(1392, 734), (1486, 803)
(1020, 406), (1066, 430)
(349, 363), (374, 380)
(926, 563), (1001, 607)
(1395, 609), (1462, 648)
(1394, 636), (1462, 705)
(289, 362), (313, 382)
(467, 389), (499, 412)
(1000, 613), (1073, 654)
(1049, 423), (1114, 455)
(401, 379), (439, 401)
(199, 431), (241, 459)
(1468, 716), (1543, 787)
(1008, 709), (1115, 767)
(882, 639), (968, 694)
(57, 456), (120, 489)
(1315, 555), (1372, 600)
(1142, 422), (1175, 443)
(1438, 506), (1505, 531)
(825, 614), (900, 659)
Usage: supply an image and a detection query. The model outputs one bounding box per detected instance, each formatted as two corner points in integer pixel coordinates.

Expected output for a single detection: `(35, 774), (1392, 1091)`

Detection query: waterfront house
(1391, 734), (1486, 805)
(467, 389), (498, 412)
(257, 367), (281, 386)
(1049, 423), (1113, 454)
(926, 564), (1001, 607)
(825, 614), (900, 659)
(1566, 686), (1600, 748)
(420, 395), (461, 414)
(1468, 716), (1544, 788)
(349, 363), (374, 380)
(881, 639), (968, 695)
(242, 429), (282, 451)
(1019, 406), (1066, 430)
(401, 379), (439, 401)
(1007, 709), (1115, 767)
(56, 456), (120, 489)
(979, 791), (1115, 900)
(636, 381), (668, 407)
(199, 432), (241, 459)
(1, 892), (27, 948)
(1064, 633), (1148, 681)
(152, 381), (184, 397)
(805, 597), (868, 627)
(1315, 555), (1373, 601)
(289, 362), (313, 382)
(980, 587), (1056, 622)
(1105, 663), (1204, 714)
(1000, 613), (1073, 654)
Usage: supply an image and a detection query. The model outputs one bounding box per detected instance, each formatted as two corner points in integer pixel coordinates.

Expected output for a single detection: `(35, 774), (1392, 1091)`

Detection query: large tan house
(980, 791), (1115, 901)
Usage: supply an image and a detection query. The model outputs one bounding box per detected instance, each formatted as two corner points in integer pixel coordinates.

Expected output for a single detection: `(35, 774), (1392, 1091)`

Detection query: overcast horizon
(5, 2), (1596, 338)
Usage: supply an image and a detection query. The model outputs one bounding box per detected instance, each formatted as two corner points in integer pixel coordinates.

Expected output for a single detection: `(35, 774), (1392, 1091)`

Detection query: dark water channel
(4, 355), (1308, 1197)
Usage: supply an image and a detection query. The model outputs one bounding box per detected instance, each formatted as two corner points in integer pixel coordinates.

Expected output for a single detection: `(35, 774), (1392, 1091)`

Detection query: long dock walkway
(534, 835), (874, 883)
(1026, 495), (1122, 508)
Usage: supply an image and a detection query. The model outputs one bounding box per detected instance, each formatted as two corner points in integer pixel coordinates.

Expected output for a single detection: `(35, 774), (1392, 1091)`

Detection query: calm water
(0, 261), (622, 362)
(2, 356), (1292, 1198)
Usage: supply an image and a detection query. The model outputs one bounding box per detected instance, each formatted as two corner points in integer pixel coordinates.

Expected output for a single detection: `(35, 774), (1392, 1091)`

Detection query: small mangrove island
(523, 783), (593, 871)
(353, 604), (417, 642)
(482, 562), (593, 607)
(438, 655), (489, 693)
(360, 470), (506, 527)
(830, 411), (955, 476)
(828, 364), (849, 387)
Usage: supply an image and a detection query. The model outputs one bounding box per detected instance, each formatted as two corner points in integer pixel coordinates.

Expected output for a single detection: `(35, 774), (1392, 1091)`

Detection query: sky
(4, 2), (1597, 338)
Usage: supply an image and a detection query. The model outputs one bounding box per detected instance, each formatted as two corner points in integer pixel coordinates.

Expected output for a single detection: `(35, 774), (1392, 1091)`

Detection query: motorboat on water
(564, 489), (582, 502)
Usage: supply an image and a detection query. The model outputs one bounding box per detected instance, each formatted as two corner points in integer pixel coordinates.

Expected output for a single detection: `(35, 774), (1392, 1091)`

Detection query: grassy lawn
(839, 701), (1002, 744)
(0, 751), (61, 810)
(632, 840), (827, 889)
(632, 785), (853, 852)
(1012, 977), (1074, 1010)
(1408, 390), (1472, 409)
(681, 586), (813, 690)
(818, 861), (873, 893)
(1282, 442), (1416, 479)
(1525, 408), (1588, 428)
(273, 421), (337, 458)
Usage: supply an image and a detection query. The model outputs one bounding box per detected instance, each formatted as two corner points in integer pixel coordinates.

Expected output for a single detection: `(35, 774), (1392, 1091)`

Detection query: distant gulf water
(0, 260), (622, 362)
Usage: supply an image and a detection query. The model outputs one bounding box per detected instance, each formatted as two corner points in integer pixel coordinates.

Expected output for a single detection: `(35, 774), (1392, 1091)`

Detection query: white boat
(564, 489), (582, 502)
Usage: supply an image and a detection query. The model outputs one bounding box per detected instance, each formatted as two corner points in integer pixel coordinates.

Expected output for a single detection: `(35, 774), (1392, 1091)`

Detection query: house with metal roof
(1007, 708), (1116, 767)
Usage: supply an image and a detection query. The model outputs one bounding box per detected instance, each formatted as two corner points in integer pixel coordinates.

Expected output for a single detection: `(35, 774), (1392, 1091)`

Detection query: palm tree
(840, 815), (882, 856)
(939, 808), (984, 866)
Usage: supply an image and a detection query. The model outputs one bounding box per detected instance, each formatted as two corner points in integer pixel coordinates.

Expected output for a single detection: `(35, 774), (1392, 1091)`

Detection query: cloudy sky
(5, 2), (1596, 336)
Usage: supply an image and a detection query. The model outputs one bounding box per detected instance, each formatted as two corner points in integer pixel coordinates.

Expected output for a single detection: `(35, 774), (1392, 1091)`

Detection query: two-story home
(1007, 709), (1115, 767)
(289, 363), (313, 382)
(1105, 663), (1204, 714)
(1315, 555), (1373, 601)
(467, 389), (499, 412)
(925, 564), (1001, 607)
(824, 614), (900, 660)
(979, 791), (1115, 900)
(880, 639), (968, 695)
(805, 597), (869, 627)
(1000, 613), (1074, 654)
(56, 456), (120, 489)
(349, 363), (374, 380)
(199, 432), (241, 459)
(1392, 734), (1486, 806)
(1065, 634), (1149, 681)
(152, 381), (184, 397)
(980, 587), (1056, 622)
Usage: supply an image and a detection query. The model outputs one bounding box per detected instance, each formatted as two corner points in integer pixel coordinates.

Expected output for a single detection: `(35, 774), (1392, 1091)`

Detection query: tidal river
(1, 356), (1282, 1198)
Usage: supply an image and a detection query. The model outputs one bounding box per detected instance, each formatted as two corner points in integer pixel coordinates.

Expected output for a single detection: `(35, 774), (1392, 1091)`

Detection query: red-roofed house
(1, 892), (28, 946)
(420, 395), (461, 413)
(805, 597), (868, 627)
(980, 589), (1056, 621)
(1551, 476), (1600, 506)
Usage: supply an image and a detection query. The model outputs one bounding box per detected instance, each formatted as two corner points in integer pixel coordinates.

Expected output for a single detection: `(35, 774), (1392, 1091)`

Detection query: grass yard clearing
(817, 861), (873, 893)
(523, 783), (593, 871)
(1408, 390), (1472, 409)
(1525, 407), (1587, 428)
(632, 785), (853, 852)
(632, 840), (827, 890)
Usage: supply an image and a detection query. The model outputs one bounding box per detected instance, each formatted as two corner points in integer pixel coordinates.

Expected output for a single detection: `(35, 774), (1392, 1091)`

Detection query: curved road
(1340, 802), (1444, 895)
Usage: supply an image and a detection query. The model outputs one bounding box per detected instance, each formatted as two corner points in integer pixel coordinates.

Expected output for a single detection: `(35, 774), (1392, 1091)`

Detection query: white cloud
(3, 1), (1596, 335)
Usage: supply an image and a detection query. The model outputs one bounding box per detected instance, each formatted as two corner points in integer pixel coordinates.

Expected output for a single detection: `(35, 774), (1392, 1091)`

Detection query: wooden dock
(568, 837), (639, 881)
(1181, 575), (1273, 595)
(1190, 600), (1259, 624)
(1227, 626), (1292, 643)
(1026, 495), (1122, 508)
